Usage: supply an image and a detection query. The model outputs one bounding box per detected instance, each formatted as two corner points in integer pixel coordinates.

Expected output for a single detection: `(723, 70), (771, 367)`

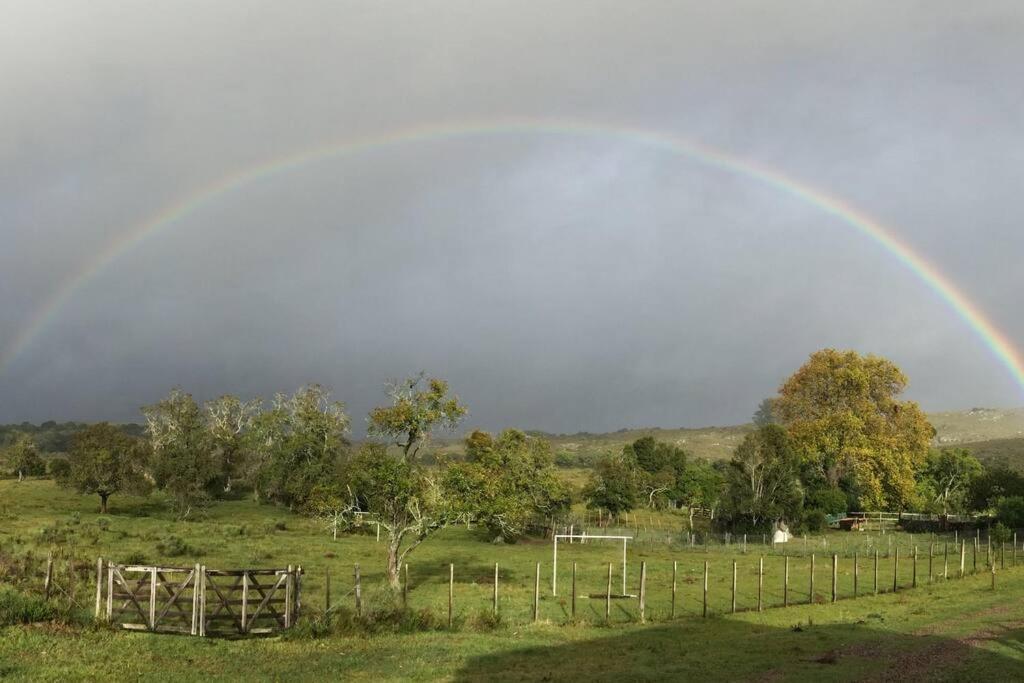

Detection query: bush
(990, 522), (1012, 544)
(996, 496), (1024, 529)
(801, 509), (828, 533)
(155, 535), (196, 557)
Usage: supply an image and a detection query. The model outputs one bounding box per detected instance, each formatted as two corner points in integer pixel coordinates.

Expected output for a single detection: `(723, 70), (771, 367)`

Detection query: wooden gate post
(149, 567), (158, 631)
(285, 564), (293, 629)
(94, 557), (104, 620)
(199, 565), (207, 637)
(106, 564), (114, 622)
(44, 552), (53, 601)
(702, 561), (709, 618)
(191, 563), (200, 636)
(241, 571), (250, 634)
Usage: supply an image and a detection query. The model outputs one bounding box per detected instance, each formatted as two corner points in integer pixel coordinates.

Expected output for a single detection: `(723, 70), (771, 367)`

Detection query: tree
(584, 453), (640, 518)
(775, 349), (934, 509)
(367, 374), (467, 459)
(1, 433), (44, 481)
(676, 458), (726, 528)
(917, 448), (983, 515)
(341, 443), (458, 588)
(143, 389), (220, 518)
(244, 385), (349, 508)
(58, 423), (150, 513)
(968, 466), (1024, 512)
(752, 397), (781, 427)
(205, 394), (261, 492)
(723, 425), (802, 528)
(444, 429), (572, 541)
(624, 437), (689, 508)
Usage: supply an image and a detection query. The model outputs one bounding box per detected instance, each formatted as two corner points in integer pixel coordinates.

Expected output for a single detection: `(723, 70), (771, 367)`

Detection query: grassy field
(2, 479), (1024, 681)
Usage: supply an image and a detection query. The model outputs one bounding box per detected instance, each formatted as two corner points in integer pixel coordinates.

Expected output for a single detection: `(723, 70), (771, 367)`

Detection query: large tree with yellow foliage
(775, 349), (934, 510)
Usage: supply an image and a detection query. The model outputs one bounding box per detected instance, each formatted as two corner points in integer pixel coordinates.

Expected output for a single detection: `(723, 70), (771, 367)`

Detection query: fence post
(44, 552), (53, 601)
(606, 562), (612, 622)
(189, 563), (199, 636)
(671, 560), (678, 619)
(199, 565), (207, 637)
(974, 538), (978, 573)
(912, 547), (917, 588)
(1001, 542), (1006, 570)
(928, 543), (933, 582)
(106, 563), (114, 622)
(241, 571), (249, 634)
(639, 561), (647, 623)
(783, 556), (789, 607)
(285, 564), (293, 629)
(809, 554), (815, 604)
(893, 547), (899, 593)
(873, 549), (879, 594)
(731, 561), (737, 614)
(991, 560), (996, 590)
(960, 540), (966, 578)
(758, 556), (764, 612)
(354, 564), (362, 617)
(324, 567), (331, 614)
(94, 557), (104, 620)
(944, 543), (949, 580)
(295, 565), (303, 620)
(404, 564), (409, 609)
(853, 552), (858, 598)
(533, 562), (541, 623)
(571, 562), (576, 619)
(494, 563), (499, 615)
(449, 563), (455, 629)
(149, 567), (158, 631)
(703, 561), (709, 617)
(831, 554), (837, 603)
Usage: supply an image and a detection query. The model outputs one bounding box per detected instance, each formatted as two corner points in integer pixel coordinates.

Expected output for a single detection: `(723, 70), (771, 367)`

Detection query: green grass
(2, 479), (1024, 681)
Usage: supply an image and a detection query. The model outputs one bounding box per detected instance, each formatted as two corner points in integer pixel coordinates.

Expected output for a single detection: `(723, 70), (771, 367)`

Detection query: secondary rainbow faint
(3, 117), (1023, 394)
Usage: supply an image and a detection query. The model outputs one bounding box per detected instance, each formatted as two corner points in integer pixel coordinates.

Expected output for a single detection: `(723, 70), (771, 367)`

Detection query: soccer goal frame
(552, 534), (633, 596)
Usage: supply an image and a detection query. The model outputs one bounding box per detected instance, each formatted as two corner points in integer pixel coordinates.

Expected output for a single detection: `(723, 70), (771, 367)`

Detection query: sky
(2, 1), (1024, 434)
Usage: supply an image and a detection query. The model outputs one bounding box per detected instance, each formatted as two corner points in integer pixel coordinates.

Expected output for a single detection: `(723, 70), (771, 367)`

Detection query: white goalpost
(552, 534), (633, 596)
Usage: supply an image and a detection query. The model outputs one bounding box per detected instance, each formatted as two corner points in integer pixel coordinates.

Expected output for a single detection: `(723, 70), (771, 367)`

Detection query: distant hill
(960, 436), (1024, 473)
(928, 407), (1024, 445)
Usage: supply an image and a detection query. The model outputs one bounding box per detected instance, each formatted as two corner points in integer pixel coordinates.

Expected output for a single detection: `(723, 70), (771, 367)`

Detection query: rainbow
(3, 117), (1023, 394)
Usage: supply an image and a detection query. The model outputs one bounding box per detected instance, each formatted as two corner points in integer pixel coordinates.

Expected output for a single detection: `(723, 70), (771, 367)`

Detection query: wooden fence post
(944, 543), (949, 580)
(449, 563), (455, 629)
(494, 563), (499, 615)
(190, 563), (199, 636)
(928, 543), (934, 583)
(94, 557), (104, 620)
(702, 561), (709, 618)
(199, 565), (207, 637)
(354, 564), (362, 617)
(571, 562), (576, 619)
(758, 556), (764, 612)
(893, 547), (899, 593)
(853, 552), (858, 598)
(873, 550), (879, 595)
(639, 561), (647, 623)
(671, 560), (678, 619)
(831, 554), (837, 603)
(783, 556), (789, 607)
(991, 560), (996, 590)
(912, 547), (917, 588)
(325, 567), (331, 614)
(960, 540), (966, 579)
(149, 567), (158, 631)
(296, 565), (303, 620)
(809, 554), (815, 604)
(285, 564), (293, 629)
(241, 571), (249, 634)
(606, 562), (612, 622)
(44, 552), (53, 601)
(1001, 542), (1006, 570)
(403, 564), (409, 609)
(106, 563), (114, 623)
(974, 538), (978, 573)
(731, 561), (737, 614)
(533, 562), (541, 623)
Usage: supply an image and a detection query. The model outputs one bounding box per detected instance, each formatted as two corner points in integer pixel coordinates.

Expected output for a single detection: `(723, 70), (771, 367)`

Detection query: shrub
(996, 496), (1024, 530)
(990, 522), (1012, 545)
(801, 509), (828, 533)
(0, 587), (56, 626)
(122, 551), (147, 565)
(155, 535), (195, 557)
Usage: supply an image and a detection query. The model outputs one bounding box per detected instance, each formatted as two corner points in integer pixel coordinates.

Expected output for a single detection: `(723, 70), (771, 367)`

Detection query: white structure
(772, 521), (791, 544)
(552, 534), (633, 596)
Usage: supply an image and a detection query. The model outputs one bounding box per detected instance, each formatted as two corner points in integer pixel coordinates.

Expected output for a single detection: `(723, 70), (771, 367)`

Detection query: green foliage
(583, 452), (640, 516)
(1, 434), (45, 479)
(58, 422), (151, 514)
(444, 430), (571, 541)
(244, 385), (350, 508)
(804, 486), (847, 515)
(143, 389), (221, 518)
(968, 467), (1024, 512)
(916, 448), (983, 514)
(367, 374), (467, 459)
(995, 496), (1024, 529)
(722, 425), (802, 529)
(776, 349), (934, 509)
(0, 587), (56, 626)
(155, 535), (196, 557)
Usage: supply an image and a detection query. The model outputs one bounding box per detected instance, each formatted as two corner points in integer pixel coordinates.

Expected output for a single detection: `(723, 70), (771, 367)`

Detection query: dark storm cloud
(2, 1), (1023, 432)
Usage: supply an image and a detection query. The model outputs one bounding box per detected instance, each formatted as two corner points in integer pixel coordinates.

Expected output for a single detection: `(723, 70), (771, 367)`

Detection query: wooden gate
(98, 560), (302, 636)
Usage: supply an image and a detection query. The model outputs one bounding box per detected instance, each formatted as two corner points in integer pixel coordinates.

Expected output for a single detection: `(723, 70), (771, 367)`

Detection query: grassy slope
(3, 480), (1024, 680)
